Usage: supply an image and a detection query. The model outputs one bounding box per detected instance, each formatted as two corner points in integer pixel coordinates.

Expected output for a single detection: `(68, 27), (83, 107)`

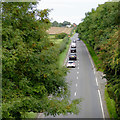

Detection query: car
(77, 38), (80, 41)
(71, 43), (76, 48)
(73, 40), (76, 43)
(69, 53), (77, 60)
(70, 48), (76, 53)
(66, 61), (76, 68)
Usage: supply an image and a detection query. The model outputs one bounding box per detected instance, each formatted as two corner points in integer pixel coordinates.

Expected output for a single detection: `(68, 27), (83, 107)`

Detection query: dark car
(70, 48), (76, 53)
(73, 40), (76, 43)
(69, 53), (77, 60)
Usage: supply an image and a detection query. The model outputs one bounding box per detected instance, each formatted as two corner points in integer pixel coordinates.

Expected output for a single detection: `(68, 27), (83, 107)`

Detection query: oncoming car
(66, 61), (76, 68)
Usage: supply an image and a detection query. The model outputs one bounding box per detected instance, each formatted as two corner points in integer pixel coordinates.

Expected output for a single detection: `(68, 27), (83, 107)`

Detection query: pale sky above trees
(37, 0), (109, 24)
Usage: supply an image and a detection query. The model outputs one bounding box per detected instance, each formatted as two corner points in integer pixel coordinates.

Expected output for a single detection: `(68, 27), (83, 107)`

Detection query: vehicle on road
(73, 40), (76, 43)
(71, 43), (76, 48)
(77, 38), (80, 41)
(66, 60), (76, 68)
(70, 48), (76, 53)
(69, 53), (77, 60)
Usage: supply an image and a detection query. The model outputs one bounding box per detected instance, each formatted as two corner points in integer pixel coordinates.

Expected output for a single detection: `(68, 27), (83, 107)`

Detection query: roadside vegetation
(2, 2), (81, 119)
(76, 2), (120, 119)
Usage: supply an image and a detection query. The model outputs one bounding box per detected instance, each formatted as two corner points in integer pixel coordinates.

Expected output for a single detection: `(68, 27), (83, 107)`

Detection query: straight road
(38, 33), (104, 118)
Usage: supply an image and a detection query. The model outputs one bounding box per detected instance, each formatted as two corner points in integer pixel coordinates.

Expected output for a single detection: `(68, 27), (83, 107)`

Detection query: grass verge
(105, 88), (118, 118)
(58, 38), (71, 67)
(22, 112), (37, 118)
(83, 40), (103, 71)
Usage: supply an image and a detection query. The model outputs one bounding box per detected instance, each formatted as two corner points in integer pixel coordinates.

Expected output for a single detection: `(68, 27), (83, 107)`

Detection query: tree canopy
(2, 2), (81, 118)
(76, 2), (120, 118)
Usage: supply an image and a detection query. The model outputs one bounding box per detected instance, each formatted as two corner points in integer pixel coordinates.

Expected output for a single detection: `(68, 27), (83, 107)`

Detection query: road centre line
(74, 92), (77, 96)
(77, 71), (79, 74)
(77, 77), (78, 79)
(76, 84), (78, 87)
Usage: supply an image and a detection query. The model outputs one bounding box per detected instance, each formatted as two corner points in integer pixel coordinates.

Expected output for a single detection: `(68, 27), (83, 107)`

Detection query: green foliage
(105, 88), (118, 118)
(2, 2), (81, 118)
(76, 2), (120, 118)
(52, 21), (71, 27)
(55, 33), (67, 39)
(59, 36), (70, 53)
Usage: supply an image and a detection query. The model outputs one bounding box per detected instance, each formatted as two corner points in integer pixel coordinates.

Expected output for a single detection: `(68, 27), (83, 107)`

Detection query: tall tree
(2, 2), (81, 118)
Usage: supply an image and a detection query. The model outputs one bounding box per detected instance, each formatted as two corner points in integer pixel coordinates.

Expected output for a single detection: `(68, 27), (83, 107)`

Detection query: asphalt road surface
(38, 33), (104, 118)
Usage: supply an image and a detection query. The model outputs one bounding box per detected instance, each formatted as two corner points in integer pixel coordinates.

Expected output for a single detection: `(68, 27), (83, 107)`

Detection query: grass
(58, 38), (71, 67)
(22, 112), (37, 118)
(104, 88), (118, 119)
(83, 40), (103, 71)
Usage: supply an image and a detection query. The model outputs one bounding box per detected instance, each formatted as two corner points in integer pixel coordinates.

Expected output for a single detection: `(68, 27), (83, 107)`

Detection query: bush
(55, 33), (67, 39)
(59, 37), (69, 53)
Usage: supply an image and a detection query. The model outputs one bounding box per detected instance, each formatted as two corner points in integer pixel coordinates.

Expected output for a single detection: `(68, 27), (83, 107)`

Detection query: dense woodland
(76, 2), (120, 118)
(2, 2), (80, 118)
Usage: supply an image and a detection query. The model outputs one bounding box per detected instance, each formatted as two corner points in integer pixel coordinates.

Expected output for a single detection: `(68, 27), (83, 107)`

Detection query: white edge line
(98, 90), (105, 119)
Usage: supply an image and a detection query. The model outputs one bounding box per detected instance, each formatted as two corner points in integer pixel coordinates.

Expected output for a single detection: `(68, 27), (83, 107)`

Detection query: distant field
(47, 27), (73, 35)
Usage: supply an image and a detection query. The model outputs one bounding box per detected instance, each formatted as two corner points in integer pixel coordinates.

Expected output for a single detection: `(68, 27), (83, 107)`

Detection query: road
(38, 33), (105, 118)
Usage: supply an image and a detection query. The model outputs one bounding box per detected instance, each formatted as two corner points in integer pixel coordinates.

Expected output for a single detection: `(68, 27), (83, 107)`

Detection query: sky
(37, 0), (109, 25)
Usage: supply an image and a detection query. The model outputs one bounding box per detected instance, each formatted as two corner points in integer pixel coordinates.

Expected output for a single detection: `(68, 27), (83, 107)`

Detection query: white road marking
(78, 67), (79, 69)
(77, 71), (79, 74)
(77, 77), (78, 79)
(74, 92), (77, 96)
(98, 90), (105, 119)
(96, 77), (99, 86)
(76, 84), (78, 87)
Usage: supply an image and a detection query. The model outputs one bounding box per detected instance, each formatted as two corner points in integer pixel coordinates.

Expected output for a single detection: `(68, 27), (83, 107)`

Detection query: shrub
(55, 33), (67, 39)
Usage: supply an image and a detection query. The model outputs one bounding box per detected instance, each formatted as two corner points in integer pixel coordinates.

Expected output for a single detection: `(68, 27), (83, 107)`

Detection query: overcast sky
(37, 0), (109, 25)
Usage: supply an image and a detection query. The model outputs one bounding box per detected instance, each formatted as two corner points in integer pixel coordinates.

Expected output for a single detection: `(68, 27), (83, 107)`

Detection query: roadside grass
(83, 40), (103, 72)
(22, 112), (37, 118)
(105, 88), (118, 119)
(58, 39), (71, 67)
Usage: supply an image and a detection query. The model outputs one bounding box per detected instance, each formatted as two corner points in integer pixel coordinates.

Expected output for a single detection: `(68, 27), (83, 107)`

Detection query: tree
(76, 2), (120, 118)
(52, 21), (59, 27)
(2, 2), (81, 118)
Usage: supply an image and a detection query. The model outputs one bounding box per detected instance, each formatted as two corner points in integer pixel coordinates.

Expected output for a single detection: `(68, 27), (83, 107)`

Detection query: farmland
(47, 27), (73, 35)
